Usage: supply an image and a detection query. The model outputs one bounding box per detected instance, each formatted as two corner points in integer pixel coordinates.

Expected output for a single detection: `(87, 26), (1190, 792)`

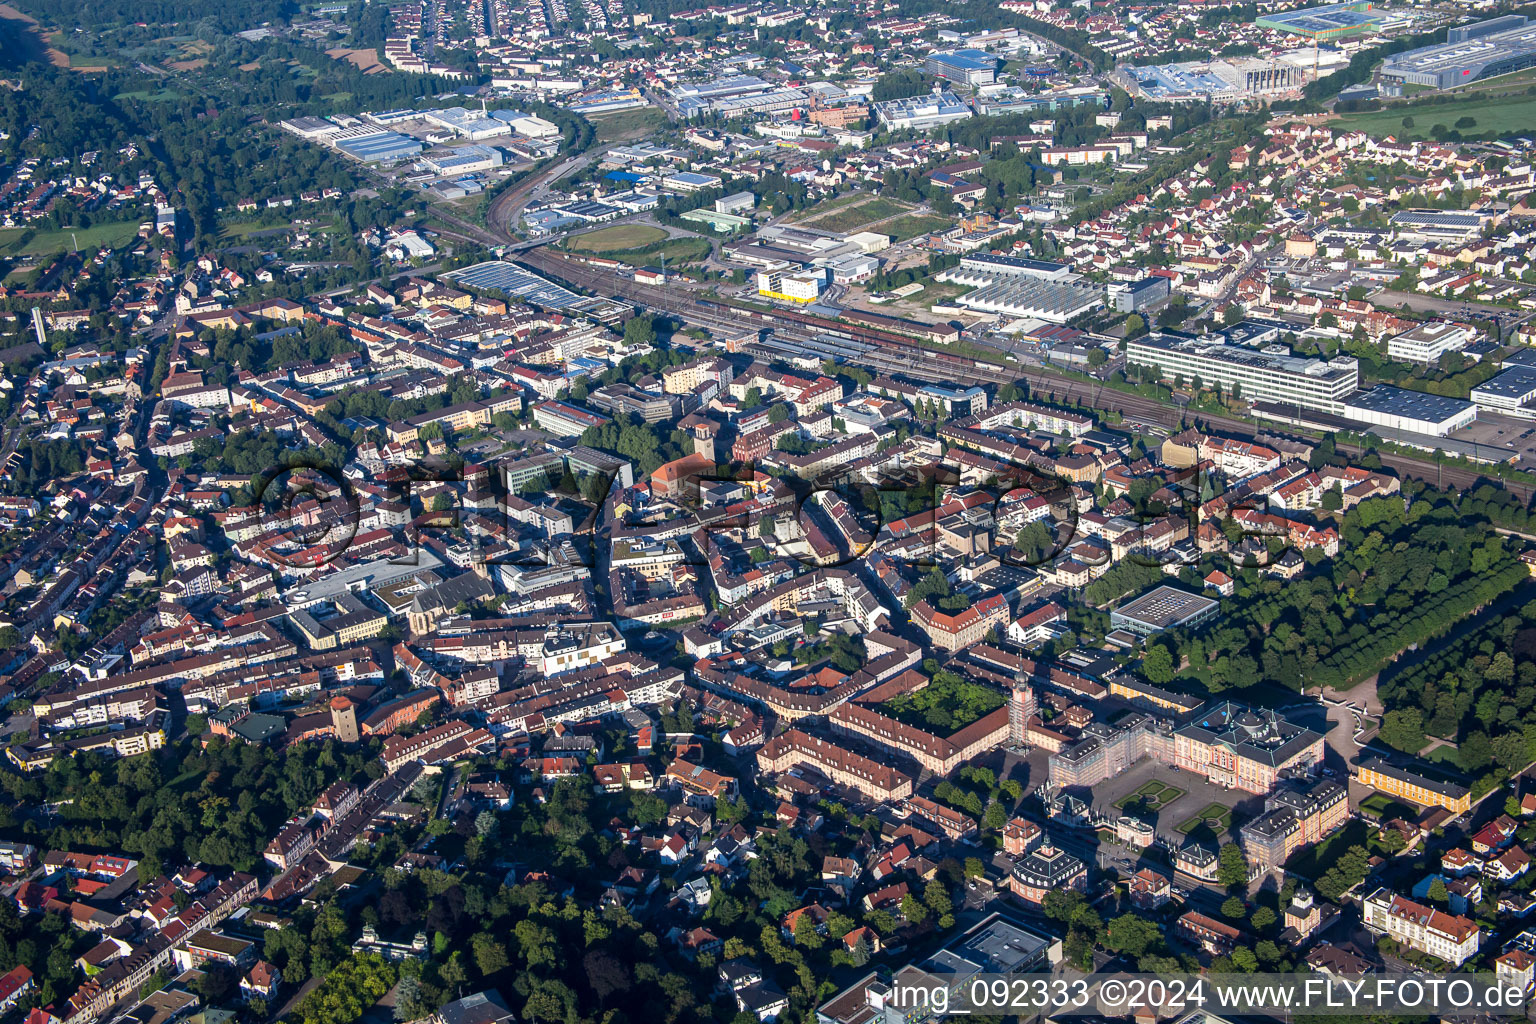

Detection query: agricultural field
(325, 47), (385, 73)
(569, 224), (670, 252)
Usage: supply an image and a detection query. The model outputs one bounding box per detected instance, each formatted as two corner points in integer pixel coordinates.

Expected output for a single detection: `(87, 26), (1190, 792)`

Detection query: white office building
(1386, 321), (1474, 365)
(1126, 333), (1360, 413)
(874, 90), (974, 130)
(758, 268), (826, 303)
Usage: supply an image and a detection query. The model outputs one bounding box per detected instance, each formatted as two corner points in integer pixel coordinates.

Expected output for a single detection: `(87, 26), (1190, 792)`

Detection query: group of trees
(886, 666), (1005, 733)
(6, 438), (87, 496)
(1142, 493), (1526, 697)
(0, 737), (383, 879)
(0, 897), (94, 1010)
(578, 417), (693, 478)
(1377, 593), (1536, 788)
(476, 775), (977, 1024)
(932, 766), (1021, 829)
(903, 566), (971, 613)
(295, 953), (399, 1024)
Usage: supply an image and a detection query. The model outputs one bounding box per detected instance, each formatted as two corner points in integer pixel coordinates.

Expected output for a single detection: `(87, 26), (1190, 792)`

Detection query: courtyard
(1112, 780), (1186, 813)
(1088, 758), (1265, 848)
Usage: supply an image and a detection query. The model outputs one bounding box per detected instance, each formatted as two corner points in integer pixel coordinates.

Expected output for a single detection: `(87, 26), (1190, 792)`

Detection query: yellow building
(757, 269), (824, 303)
(1355, 757), (1471, 815)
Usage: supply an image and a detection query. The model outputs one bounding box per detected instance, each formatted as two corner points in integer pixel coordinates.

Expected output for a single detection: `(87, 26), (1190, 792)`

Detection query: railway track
(520, 250), (1019, 386)
(516, 249), (1521, 495)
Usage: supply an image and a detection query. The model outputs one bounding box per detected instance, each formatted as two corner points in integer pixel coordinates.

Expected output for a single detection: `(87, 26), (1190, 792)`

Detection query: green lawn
(568, 223), (670, 252)
(1285, 818), (1370, 879)
(637, 236), (711, 266)
(588, 106), (667, 144)
(0, 219), (141, 256)
(1114, 780), (1187, 812)
(884, 214), (952, 242)
(113, 89), (183, 102)
(1175, 801), (1233, 835)
(912, 279), (975, 304)
(807, 197), (913, 233)
(1333, 92), (1536, 141)
(1422, 744), (1463, 766)
(1360, 794), (1417, 821)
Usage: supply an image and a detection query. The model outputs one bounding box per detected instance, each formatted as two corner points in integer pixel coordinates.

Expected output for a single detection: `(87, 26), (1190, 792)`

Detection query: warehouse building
(1381, 15), (1536, 90)
(1254, 1), (1387, 41)
(333, 131), (424, 164)
(1125, 333), (1361, 412)
(425, 107), (512, 140)
(956, 277), (1104, 323)
(1124, 58), (1304, 101)
(421, 145), (505, 175)
(957, 254), (1074, 280)
(1341, 386), (1478, 436)
(280, 116), (342, 140)
(709, 87), (809, 117)
(1388, 209), (1489, 241)
(672, 75), (779, 118)
(936, 253), (1102, 323)
(1471, 365), (1536, 418)
(490, 110), (561, 137)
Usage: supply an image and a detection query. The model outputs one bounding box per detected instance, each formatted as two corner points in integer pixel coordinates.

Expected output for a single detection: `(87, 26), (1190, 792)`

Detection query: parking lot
(1448, 410), (1536, 467)
(1088, 758), (1267, 848)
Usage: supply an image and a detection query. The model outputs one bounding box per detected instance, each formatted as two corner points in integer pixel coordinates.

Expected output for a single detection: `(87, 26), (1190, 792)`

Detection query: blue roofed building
(925, 49), (1000, 87)
(334, 132), (424, 164)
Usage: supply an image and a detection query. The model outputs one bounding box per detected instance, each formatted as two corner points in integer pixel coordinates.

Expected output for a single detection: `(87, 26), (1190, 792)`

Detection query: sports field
(568, 224), (669, 252)
(0, 219), (141, 256)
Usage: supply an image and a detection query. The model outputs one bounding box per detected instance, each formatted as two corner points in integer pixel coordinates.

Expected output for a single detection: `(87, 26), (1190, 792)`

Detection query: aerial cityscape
(7, 0), (1536, 1020)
